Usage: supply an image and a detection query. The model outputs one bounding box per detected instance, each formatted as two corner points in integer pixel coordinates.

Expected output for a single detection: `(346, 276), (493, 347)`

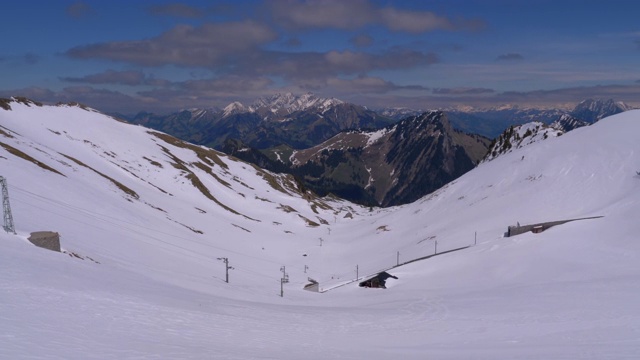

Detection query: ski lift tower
(1, 176), (16, 234)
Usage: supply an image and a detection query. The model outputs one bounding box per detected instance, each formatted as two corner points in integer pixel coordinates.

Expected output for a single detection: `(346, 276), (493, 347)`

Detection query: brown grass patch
(0, 127), (15, 138)
(232, 224), (251, 233)
(0, 98), (11, 110)
(0, 142), (65, 176)
(143, 156), (163, 168)
(278, 204), (298, 213)
(157, 144), (258, 221)
(60, 153), (139, 199)
(298, 215), (320, 227)
(150, 131), (228, 170)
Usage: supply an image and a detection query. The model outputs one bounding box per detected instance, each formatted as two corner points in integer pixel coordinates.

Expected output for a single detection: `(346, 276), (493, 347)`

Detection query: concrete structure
(28, 231), (61, 252)
(507, 216), (603, 237)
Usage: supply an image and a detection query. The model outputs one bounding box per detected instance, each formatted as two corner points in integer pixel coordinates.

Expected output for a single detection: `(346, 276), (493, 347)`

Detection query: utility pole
(1, 176), (16, 235)
(435, 240), (438, 254)
(397, 251), (400, 266)
(475, 231), (477, 246)
(217, 257), (233, 283)
(356, 265), (359, 280)
(280, 266), (289, 297)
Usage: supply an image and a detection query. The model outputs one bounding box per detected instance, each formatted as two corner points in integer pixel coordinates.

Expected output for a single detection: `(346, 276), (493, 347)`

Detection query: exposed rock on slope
(287, 111), (490, 206)
(550, 114), (590, 132)
(483, 122), (562, 162)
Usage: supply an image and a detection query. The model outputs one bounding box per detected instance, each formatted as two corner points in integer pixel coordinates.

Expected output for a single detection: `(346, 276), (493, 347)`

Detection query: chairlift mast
(1, 176), (16, 234)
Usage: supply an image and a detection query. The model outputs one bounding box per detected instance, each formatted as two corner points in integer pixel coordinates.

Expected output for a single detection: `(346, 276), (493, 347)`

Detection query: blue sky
(1, 0), (639, 114)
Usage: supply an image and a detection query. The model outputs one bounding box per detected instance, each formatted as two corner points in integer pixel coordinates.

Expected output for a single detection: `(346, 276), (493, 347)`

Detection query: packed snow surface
(1, 101), (640, 359)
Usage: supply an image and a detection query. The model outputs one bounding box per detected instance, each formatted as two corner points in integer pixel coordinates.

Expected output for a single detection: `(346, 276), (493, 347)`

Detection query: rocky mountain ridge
(482, 122), (563, 163)
(570, 98), (634, 123)
(226, 111), (490, 206)
(550, 114), (590, 132)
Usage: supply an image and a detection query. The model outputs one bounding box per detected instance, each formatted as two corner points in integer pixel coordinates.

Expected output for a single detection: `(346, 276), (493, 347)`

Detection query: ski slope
(1, 100), (639, 359)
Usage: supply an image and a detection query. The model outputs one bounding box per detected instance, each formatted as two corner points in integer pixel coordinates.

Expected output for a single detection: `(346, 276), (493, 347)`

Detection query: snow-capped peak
(249, 92), (343, 114)
(571, 98), (634, 123)
(223, 101), (246, 117)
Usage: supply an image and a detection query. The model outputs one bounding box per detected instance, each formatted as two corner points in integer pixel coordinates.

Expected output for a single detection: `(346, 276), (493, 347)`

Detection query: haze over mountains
(2, 97), (640, 359)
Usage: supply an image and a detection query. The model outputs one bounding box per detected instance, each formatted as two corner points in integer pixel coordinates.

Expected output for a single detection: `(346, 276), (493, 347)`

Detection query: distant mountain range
(375, 98), (634, 138)
(127, 95), (634, 148)
(128, 92), (393, 150)
(569, 98), (633, 123)
(120, 95), (635, 206)
(481, 99), (633, 163)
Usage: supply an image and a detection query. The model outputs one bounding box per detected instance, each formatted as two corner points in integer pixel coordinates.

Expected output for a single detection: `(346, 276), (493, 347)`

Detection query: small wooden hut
(359, 271), (398, 289)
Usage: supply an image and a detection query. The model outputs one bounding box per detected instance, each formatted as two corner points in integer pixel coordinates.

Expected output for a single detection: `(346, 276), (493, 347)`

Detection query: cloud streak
(350, 34), (374, 48)
(496, 84), (640, 105)
(23, 53), (40, 65)
(56, 0), (482, 113)
(66, 21), (278, 67)
(496, 53), (524, 61)
(66, 22), (439, 83)
(62, 70), (147, 86)
(325, 76), (429, 95)
(433, 87), (495, 95)
(148, 3), (204, 18)
(268, 0), (485, 33)
(66, 1), (93, 19)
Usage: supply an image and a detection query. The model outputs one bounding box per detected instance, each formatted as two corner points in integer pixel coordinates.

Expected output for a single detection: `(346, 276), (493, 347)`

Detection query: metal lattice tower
(1, 176), (16, 234)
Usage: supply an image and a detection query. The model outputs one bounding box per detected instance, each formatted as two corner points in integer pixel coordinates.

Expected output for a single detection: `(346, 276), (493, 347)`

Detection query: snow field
(1, 102), (640, 358)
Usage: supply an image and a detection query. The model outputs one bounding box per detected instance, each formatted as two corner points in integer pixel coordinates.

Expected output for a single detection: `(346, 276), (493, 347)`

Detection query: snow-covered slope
(2, 99), (640, 359)
(0, 99), (357, 295)
(483, 121), (562, 162)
